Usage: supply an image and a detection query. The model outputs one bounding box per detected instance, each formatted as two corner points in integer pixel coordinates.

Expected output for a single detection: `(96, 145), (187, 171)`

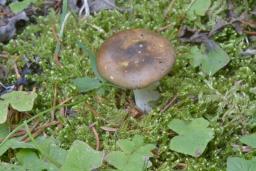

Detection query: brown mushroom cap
(96, 29), (176, 89)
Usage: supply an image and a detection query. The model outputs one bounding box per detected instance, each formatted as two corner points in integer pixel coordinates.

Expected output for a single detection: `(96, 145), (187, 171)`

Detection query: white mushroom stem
(133, 83), (160, 113)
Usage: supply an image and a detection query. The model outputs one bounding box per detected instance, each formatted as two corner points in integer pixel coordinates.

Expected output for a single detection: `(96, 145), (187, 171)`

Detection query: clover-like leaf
(189, 41), (230, 76)
(0, 139), (35, 156)
(35, 136), (67, 165)
(10, 0), (37, 13)
(72, 77), (102, 93)
(168, 118), (214, 157)
(61, 140), (104, 171)
(0, 91), (37, 124)
(106, 135), (155, 171)
(0, 162), (26, 171)
(16, 149), (59, 171)
(227, 157), (256, 171)
(202, 40), (230, 75)
(187, 0), (211, 17)
(240, 133), (256, 148)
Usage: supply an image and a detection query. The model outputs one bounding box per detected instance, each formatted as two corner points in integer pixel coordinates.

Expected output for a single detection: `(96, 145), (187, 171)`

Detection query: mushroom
(96, 29), (176, 113)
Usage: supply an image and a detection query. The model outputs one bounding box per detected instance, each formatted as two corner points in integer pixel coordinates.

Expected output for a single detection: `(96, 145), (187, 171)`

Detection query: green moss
(1, 0), (256, 170)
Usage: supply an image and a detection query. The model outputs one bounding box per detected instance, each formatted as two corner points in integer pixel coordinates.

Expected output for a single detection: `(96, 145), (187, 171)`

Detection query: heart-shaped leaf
(227, 157), (256, 171)
(0, 91), (37, 124)
(240, 133), (256, 148)
(72, 77), (102, 93)
(168, 118), (214, 157)
(106, 135), (155, 171)
(61, 140), (103, 171)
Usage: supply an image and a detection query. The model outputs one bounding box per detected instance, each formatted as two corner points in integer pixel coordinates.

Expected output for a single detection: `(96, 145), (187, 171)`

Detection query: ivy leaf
(76, 41), (103, 80)
(201, 40), (230, 75)
(187, 0), (211, 17)
(72, 77), (102, 93)
(16, 149), (59, 171)
(106, 135), (155, 171)
(189, 42), (230, 76)
(0, 100), (8, 124)
(0, 91), (37, 124)
(240, 133), (256, 148)
(0, 124), (9, 139)
(168, 118), (214, 157)
(0, 139), (35, 156)
(61, 140), (104, 171)
(9, 0), (37, 13)
(189, 46), (205, 67)
(35, 137), (67, 165)
(0, 162), (26, 171)
(227, 157), (256, 171)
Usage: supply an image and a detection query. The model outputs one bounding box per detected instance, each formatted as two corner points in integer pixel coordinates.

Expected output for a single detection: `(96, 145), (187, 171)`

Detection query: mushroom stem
(133, 83), (160, 113)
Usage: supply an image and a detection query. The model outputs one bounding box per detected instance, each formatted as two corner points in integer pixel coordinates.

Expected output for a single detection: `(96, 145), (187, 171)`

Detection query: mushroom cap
(96, 29), (176, 89)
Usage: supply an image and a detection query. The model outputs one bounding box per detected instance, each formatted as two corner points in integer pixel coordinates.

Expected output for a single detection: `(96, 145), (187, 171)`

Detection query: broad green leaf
(72, 77), (102, 93)
(0, 162), (26, 171)
(9, 0), (37, 13)
(0, 124), (9, 139)
(61, 140), (103, 171)
(201, 41), (230, 75)
(227, 157), (256, 171)
(106, 135), (155, 171)
(3, 91), (37, 111)
(240, 133), (256, 148)
(168, 118), (214, 157)
(36, 137), (67, 165)
(76, 41), (103, 80)
(0, 139), (35, 156)
(189, 42), (230, 76)
(0, 91), (37, 124)
(187, 0), (211, 17)
(189, 46), (205, 67)
(0, 100), (8, 124)
(16, 149), (58, 171)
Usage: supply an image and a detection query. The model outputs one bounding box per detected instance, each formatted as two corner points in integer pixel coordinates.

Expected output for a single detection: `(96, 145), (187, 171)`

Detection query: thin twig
(22, 121), (59, 143)
(89, 123), (100, 150)
(163, 0), (177, 17)
(84, 102), (100, 117)
(51, 84), (58, 121)
(160, 95), (178, 113)
(0, 130), (27, 142)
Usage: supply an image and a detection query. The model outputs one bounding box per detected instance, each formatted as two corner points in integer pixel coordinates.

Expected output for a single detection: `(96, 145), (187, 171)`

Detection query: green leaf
(187, 0), (211, 17)
(240, 133), (256, 148)
(72, 77), (102, 93)
(0, 91), (37, 124)
(36, 137), (67, 165)
(16, 149), (59, 171)
(0, 139), (35, 156)
(189, 46), (205, 67)
(9, 0), (37, 13)
(0, 124), (9, 139)
(201, 41), (230, 75)
(0, 100), (8, 124)
(76, 41), (103, 81)
(168, 118), (214, 157)
(189, 42), (230, 76)
(227, 157), (256, 171)
(3, 91), (37, 112)
(106, 135), (155, 171)
(61, 140), (103, 171)
(0, 162), (26, 171)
